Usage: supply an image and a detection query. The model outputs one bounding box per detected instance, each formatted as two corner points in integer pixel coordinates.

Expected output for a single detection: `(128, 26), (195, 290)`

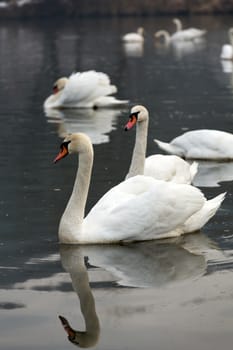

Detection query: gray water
(1, 15), (233, 350)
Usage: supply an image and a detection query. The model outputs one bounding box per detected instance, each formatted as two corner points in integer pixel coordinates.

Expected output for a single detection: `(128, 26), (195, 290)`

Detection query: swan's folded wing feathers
(85, 176), (205, 241)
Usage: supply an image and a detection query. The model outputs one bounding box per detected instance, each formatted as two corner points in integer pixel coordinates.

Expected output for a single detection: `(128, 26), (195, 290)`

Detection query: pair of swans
(155, 18), (206, 43)
(54, 105), (225, 244)
(220, 28), (233, 60)
(44, 70), (128, 109)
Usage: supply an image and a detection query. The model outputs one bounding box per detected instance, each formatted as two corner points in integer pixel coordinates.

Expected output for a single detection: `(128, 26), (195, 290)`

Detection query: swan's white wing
(144, 155), (194, 184)
(59, 71), (117, 107)
(171, 129), (233, 159)
(84, 175), (205, 242)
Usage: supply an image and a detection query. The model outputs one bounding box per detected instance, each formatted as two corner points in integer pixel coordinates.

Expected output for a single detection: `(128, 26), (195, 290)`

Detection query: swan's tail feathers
(183, 192), (226, 233)
(153, 139), (183, 156)
(190, 161), (198, 181)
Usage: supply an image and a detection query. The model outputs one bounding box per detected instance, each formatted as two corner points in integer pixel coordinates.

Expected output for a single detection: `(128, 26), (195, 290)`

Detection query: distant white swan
(220, 28), (233, 60)
(155, 18), (206, 43)
(154, 129), (233, 160)
(44, 70), (128, 109)
(125, 105), (198, 184)
(54, 132), (225, 244)
(122, 27), (144, 43)
(59, 246), (100, 347)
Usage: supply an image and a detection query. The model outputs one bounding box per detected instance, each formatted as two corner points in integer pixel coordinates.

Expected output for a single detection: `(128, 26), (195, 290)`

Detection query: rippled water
(0, 15), (233, 350)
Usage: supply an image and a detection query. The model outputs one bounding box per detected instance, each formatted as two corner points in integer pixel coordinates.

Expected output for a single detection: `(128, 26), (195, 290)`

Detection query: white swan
(220, 28), (233, 60)
(155, 18), (206, 43)
(44, 70), (128, 109)
(54, 132), (225, 244)
(173, 18), (207, 40)
(125, 105), (198, 184)
(122, 27), (144, 43)
(154, 129), (233, 160)
(59, 246), (100, 347)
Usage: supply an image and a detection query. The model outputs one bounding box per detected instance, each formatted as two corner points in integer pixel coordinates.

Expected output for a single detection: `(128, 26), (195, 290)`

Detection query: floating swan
(124, 105), (198, 184)
(173, 18), (207, 39)
(154, 129), (233, 160)
(220, 28), (233, 60)
(155, 18), (206, 43)
(54, 132), (225, 244)
(59, 245), (100, 347)
(44, 70), (128, 109)
(122, 27), (144, 43)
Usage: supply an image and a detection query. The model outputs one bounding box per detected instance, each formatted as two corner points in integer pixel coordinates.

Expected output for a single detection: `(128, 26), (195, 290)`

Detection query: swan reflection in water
(58, 233), (224, 346)
(44, 107), (125, 145)
(192, 161), (233, 187)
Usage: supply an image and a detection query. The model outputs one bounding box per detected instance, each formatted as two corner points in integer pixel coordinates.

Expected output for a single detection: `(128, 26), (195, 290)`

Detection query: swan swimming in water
(220, 28), (233, 60)
(44, 70), (128, 109)
(122, 27), (144, 43)
(154, 129), (233, 160)
(54, 132), (225, 244)
(124, 105), (198, 183)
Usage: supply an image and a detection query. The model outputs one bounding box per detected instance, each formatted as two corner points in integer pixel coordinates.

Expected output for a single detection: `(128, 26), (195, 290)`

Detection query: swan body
(125, 105), (198, 184)
(44, 71), (128, 109)
(220, 28), (233, 60)
(54, 133), (225, 244)
(122, 27), (144, 43)
(154, 129), (233, 160)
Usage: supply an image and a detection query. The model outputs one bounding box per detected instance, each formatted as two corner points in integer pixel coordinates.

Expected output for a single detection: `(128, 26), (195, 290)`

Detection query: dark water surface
(1, 15), (233, 350)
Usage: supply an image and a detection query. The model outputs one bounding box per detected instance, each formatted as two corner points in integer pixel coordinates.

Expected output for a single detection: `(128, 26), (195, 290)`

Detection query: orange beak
(59, 315), (76, 338)
(124, 114), (137, 131)
(54, 145), (68, 163)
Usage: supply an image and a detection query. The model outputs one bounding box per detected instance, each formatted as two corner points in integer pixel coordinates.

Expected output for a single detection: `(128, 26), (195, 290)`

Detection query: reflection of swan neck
(127, 115), (148, 179)
(173, 18), (182, 32)
(154, 30), (171, 44)
(60, 248), (100, 348)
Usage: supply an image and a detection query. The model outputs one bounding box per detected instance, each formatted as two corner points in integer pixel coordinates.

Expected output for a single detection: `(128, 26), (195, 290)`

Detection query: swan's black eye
(60, 140), (71, 151)
(129, 111), (139, 120)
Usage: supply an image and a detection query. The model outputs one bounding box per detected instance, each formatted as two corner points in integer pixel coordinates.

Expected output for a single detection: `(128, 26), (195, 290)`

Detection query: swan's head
(124, 105), (149, 131)
(59, 315), (98, 348)
(54, 133), (93, 163)
(52, 77), (68, 94)
(137, 27), (144, 35)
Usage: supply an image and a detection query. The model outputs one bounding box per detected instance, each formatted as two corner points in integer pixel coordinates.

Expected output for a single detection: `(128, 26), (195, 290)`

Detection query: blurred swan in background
(123, 41), (144, 57)
(54, 132), (225, 244)
(155, 18), (206, 43)
(154, 129), (233, 160)
(122, 27), (144, 43)
(44, 70), (128, 109)
(220, 28), (233, 60)
(124, 105), (198, 184)
(45, 107), (122, 145)
(59, 245), (100, 348)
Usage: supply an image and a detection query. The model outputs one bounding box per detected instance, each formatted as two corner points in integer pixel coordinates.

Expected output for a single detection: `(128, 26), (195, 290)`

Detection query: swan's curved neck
(127, 118), (148, 178)
(155, 30), (171, 44)
(174, 19), (182, 32)
(59, 148), (93, 243)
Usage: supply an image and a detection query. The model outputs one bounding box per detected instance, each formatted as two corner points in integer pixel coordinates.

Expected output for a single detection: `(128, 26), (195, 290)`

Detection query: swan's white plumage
(220, 28), (233, 60)
(44, 71), (128, 109)
(55, 133), (225, 244)
(154, 129), (233, 160)
(126, 105), (198, 184)
(122, 27), (144, 43)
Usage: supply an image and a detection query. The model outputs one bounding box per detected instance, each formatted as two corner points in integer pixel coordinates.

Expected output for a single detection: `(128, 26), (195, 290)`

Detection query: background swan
(122, 27), (144, 43)
(44, 70), (128, 109)
(54, 132), (225, 244)
(154, 129), (233, 160)
(220, 28), (233, 60)
(173, 18), (207, 40)
(125, 105), (198, 183)
(59, 245), (100, 347)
